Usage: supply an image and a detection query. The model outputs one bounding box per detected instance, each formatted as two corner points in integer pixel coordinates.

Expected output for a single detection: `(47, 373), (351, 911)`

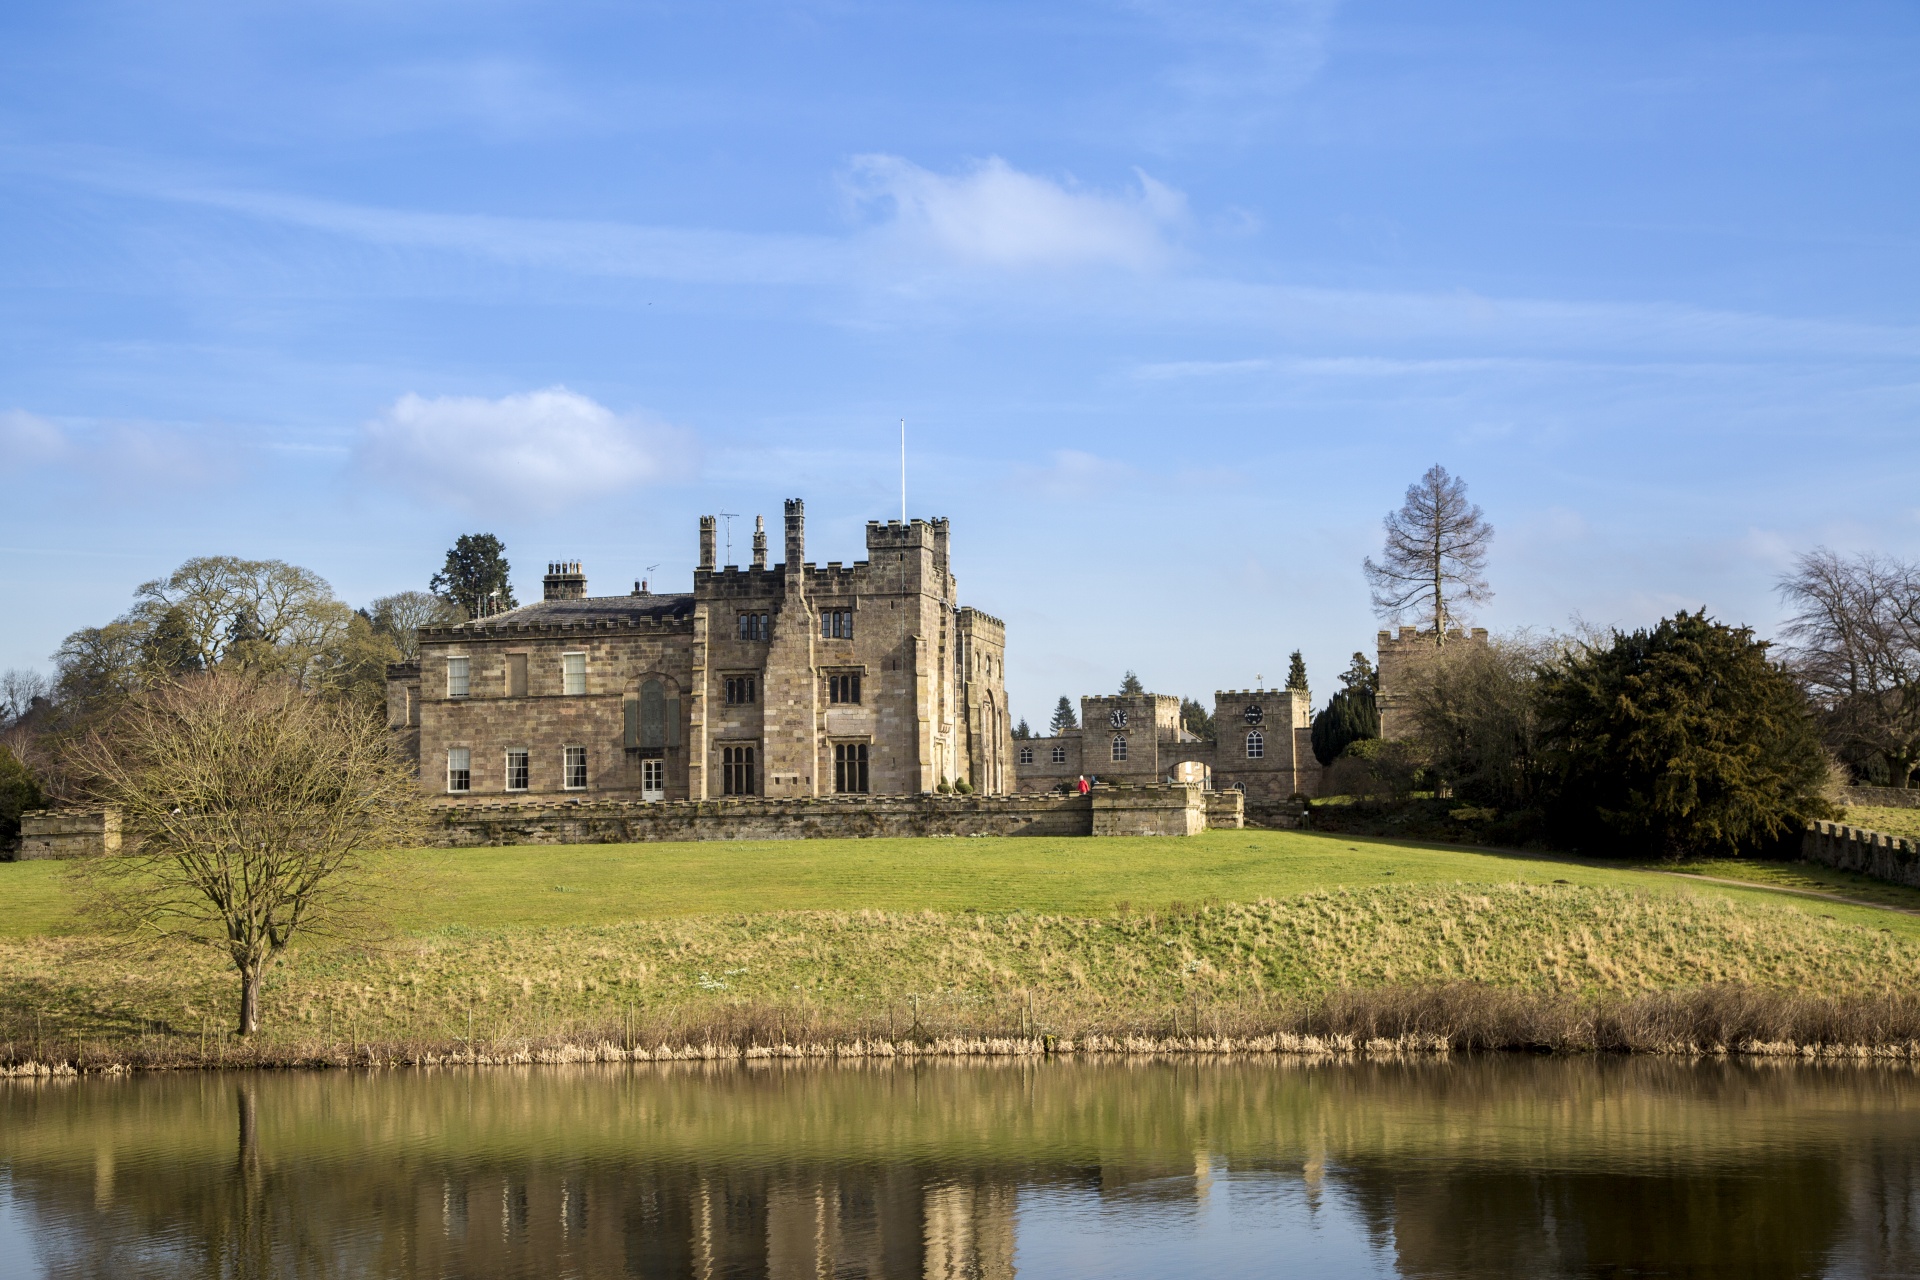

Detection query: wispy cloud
(1, 409), (66, 463)
(355, 386), (697, 513)
(844, 155), (1187, 270)
(3, 409), (239, 486)
(1133, 357), (1272, 379)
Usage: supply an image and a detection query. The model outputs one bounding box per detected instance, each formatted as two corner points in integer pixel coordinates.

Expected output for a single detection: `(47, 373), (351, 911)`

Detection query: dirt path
(1658, 871), (1920, 917)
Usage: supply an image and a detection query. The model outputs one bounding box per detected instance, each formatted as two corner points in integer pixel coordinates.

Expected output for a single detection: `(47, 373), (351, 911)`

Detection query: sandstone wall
(1804, 820), (1920, 889)
(15, 809), (121, 860)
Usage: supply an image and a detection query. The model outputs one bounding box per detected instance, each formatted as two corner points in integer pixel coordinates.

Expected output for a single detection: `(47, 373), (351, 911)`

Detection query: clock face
(1244, 704), (1264, 725)
(1109, 709), (1129, 729)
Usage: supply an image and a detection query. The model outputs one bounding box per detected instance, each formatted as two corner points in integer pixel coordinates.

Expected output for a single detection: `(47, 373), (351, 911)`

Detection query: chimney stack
(783, 498), (805, 579)
(698, 516), (717, 571)
(543, 561), (587, 601)
(752, 515), (768, 569)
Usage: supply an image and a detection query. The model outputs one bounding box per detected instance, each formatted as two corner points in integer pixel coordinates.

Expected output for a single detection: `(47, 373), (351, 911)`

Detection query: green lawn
(7, 827), (1918, 939)
(1844, 805), (1920, 843)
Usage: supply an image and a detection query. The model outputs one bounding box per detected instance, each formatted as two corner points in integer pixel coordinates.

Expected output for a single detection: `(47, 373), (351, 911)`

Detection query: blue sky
(4, 0), (1918, 726)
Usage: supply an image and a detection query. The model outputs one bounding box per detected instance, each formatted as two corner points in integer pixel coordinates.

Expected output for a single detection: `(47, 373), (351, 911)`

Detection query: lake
(3, 1055), (1919, 1278)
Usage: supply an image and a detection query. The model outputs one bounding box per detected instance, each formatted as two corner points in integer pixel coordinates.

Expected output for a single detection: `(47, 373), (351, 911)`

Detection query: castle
(388, 494), (1466, 810)
(388, 500), (1012, 802)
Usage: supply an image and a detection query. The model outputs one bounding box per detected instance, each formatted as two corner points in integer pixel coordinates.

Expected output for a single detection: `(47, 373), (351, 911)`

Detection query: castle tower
(698, 516), (717, 572)
(761, 498), (819, 798)
(752, 515), (767, 569)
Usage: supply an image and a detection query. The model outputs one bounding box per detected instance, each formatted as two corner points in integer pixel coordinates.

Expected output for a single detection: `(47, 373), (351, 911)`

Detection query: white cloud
(358, 386), (695, 512)
(1133, 357), (1272, 379)
(845, 155), (1186, 270)
(2, 409), (67, 464)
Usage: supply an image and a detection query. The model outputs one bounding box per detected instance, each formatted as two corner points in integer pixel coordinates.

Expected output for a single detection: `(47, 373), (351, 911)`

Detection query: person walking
(1076, 775), (1090, 796)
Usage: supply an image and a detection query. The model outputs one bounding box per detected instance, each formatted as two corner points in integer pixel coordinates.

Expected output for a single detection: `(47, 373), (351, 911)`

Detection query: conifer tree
(1363, 464), (1493, 644)
(431, 534), (516, 620)
(1119, 670), (1145, 695)
(1049, 696), (1078, 734)
(1013, 718), (1031, 740)
(1285, 651), (1308, 691)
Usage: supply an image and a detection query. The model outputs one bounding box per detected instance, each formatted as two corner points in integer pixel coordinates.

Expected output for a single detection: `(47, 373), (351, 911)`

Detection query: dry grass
(7, 881), (1920, 1070)
(1844, 806), (1920, 843)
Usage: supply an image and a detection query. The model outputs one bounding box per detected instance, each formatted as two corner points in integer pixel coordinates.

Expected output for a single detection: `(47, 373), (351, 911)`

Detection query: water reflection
(5, 1056), (1920, 1278)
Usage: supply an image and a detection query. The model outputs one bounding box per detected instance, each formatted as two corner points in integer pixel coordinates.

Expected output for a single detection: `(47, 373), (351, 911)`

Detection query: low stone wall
(1804, 821), (1920, 889)
(1205, 791), (1245, 830)
(432, 784), (1233, 847)
(1840, 786), (1920, 810)
(1245, 799), (1307, 830)
(15, 809), (122, 861)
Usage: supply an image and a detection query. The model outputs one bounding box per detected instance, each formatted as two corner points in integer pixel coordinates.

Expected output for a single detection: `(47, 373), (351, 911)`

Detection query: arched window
(1246, 730), (1264, 759)
(1019, 745), (1034, 765)
(1111, 735), (1128, 762)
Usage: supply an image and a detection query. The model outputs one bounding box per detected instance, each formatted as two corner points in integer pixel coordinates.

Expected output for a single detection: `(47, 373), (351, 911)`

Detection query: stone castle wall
(13, 809), (121, 860)
(1804, 820), (1920, 889)
(425, 784), (1238, 847)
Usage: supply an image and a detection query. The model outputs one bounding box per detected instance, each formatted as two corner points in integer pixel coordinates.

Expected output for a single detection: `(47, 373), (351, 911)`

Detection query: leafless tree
(1401, 631), (1556, 805)
(367, 590), (464, 662)
(1777, 548), (1920, 787)
(1363, 464), (1494, 644)
(69, 672), (425, 1035)
(1, 668), (52, 729)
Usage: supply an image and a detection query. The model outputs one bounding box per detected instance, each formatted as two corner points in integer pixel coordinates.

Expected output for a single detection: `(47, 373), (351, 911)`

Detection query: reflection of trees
(4, 1057), (1920, 1278)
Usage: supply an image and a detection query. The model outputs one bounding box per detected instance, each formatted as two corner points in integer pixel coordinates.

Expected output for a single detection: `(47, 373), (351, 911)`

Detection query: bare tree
(1, 668), (52, 729)
(132, 556), (352, 681)
(1363, 464), (1494, 644)
(70, 672), (424, 1035)
(367, 590), (464, 662)
(1777, 548), (1920, 787)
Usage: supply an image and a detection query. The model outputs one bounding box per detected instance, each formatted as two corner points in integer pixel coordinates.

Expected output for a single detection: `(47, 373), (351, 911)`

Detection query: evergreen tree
(1340, 651), (1378, 694)
(1119, 670), (1145, 695)
(1013, 718), (1032, 740)
(1363, 464), (1493, 642)
(1310, 688), (1381, 766)
(1540, 610), (1831, 858)
(1285, 651), (1308, 691)
(431, 534), (517, 620)
(1049, 696), (1078, 734)
(0, 745), (44, 853)
(1179, 697), (1215, 742)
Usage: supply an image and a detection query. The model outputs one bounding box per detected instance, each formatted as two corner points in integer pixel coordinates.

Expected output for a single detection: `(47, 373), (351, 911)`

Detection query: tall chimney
(698, 516), (716, 572)
(783, 498), (805, 578)
(543, 561), (587, 601)
(752, 515), (768, 569)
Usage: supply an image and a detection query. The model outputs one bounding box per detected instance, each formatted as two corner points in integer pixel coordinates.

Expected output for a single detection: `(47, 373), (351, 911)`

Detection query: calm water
(4, 1055), (1920, 1278)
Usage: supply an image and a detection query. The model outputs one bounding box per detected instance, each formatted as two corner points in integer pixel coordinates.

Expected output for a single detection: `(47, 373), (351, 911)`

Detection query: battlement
(1377, 626), (1489, 650)
(865, 519), (941, 549)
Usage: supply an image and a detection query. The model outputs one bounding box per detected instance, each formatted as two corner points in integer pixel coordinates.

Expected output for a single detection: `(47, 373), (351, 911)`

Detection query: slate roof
(457, 593), (697, 628)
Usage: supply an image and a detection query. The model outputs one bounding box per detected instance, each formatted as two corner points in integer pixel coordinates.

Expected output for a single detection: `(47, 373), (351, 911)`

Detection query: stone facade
(1012, 688), (1317, 802)
(14, 808), (121, 860)
(423, 784), (1236, 846)
(1375, 626), (1489, 740)
(392, 500), (1012, 805)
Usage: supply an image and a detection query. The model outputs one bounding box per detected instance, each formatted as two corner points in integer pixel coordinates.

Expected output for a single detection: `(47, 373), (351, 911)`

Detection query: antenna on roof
(718, 513), (739, 565)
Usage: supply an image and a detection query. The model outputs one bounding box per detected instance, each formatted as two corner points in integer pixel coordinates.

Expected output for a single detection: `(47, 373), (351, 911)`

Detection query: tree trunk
(237, 962), (263, 1037)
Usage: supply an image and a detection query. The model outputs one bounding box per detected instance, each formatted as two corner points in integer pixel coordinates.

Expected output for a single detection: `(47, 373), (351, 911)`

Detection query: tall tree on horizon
(1285, 651), (1308, 692)
(1049, 696), (1078, 734)
(1119, 670), (1145, 695)
(431, 534), (516, 620)
(1363, 464), (1493, 646)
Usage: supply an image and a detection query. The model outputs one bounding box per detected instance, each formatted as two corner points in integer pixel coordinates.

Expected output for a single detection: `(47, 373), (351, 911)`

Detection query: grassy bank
(6, 829), (1920, 1070)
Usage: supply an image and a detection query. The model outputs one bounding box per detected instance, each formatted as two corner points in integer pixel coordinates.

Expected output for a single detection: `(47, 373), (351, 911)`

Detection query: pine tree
(431, 534), (517, 620)
(1179, 697), (1215, 742)
(1013, 718), (1032, 740)
(1341, 651), (1379, 694)
(1311, 689), (1381, 765)
(1285, 651), (1308, 691)
(1049, 696), (1078, 734)
(1119, 670), (1145, 695)
(1363, 465), (1493, 643)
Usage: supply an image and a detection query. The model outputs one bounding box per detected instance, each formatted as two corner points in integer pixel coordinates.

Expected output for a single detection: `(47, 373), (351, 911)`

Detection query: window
(1019, 745), (1034, 765)
(725, 675), (757, 705)
(834, 742), (870, 793)
(738, 613), (769, 641)
(562, 652), (586, 696)
(1052, 744), (1067, 764)
(722, 745), (756, 795)
(505, 749), (529, 791)
(505, 653), (527, 697)
(446, 656), (470, 699)
(641, 757), (664, 800)
(563, 745), (587, 790)
(1111, 735), (1128, 762)
(820, 609), (853, 639)
(828, 673), (861, 704)
(640, 680), (665, 748)
(1246, 730), (1265, 760)
(446, 747), (471, 794)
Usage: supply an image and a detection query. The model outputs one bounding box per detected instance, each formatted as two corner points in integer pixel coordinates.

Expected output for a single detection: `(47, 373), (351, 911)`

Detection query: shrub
(1539, 610), (1833, 858)
(0, 744), (45, 852)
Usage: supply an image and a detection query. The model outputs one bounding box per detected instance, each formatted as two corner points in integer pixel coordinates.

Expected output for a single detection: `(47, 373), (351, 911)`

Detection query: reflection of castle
(409, 1164), (1018, 1280)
